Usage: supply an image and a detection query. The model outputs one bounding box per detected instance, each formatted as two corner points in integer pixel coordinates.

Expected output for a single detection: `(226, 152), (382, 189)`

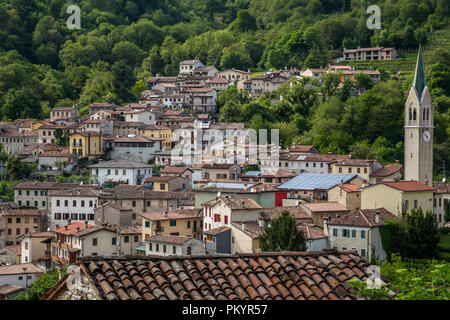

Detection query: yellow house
(139, 208), (203, 241)
(144, 176), (187, 192)
(361, 181), (434, 217)
(69, 131), (103, 159)
(139, 124), (172, 150)
(328, 184), (361, 212)
(31, 122), (43, 131)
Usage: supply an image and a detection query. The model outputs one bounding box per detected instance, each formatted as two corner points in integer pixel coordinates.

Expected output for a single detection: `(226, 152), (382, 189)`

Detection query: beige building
(230, 221), (262, 254)
(369, 163), (403, 183)
(300, 202), (349, 226)
(433, 182), (449, 228)
(361, 181), (434, 217)
(327, 208), (397, 261)
(331, 159), (382, 181)
(19, 231), (54, 267)
(202, 163), (241, 181)
(144, 176), (187, 192)
(94, 202), (134, 226)
(342, 47), (397, 61)
(328, 184), (361, 212)
(139, 208), (203, 241)
(50, 106), (78, 122)
(218, 68), (251, 83)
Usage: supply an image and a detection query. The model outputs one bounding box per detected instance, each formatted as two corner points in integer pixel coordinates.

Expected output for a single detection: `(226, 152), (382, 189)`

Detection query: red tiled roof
(290, 145), (315, 153)
(341, 184), (360, 192)
(381, 181), (434, 192)
(160, 167), (193, 175)
(52, 222), (96, 235)
(47, 250), (376, 300)
(0, 263), (42, 275)
(146, 235), (193, 244)
(370, 164), (403, 177)
(433, 181), (450, 194)
(4, 245), (21, 256)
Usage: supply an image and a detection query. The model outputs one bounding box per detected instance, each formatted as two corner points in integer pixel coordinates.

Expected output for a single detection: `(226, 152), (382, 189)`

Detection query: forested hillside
(0, 0), (449, 178)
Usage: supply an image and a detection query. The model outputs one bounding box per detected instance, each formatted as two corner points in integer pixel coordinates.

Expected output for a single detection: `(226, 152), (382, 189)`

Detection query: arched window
(409, 108), (412, 120)
(426, 108), (430, 121)
(413, 108), (417, 121)
(423, 108), (426, 120)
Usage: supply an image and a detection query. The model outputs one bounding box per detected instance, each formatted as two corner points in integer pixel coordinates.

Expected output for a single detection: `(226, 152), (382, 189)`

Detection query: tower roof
(413, 45), (426, 99)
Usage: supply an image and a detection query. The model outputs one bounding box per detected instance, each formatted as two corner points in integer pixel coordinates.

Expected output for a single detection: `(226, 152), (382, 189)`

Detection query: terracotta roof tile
(46, 250), (378, 300)
(381, 180), (434, 192)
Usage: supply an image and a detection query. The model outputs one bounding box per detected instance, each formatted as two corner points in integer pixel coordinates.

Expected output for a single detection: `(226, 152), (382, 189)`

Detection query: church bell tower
(404, 46), (433, 186)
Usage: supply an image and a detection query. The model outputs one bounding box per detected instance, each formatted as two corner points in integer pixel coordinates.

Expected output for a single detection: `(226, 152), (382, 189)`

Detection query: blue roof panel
(277, 173), (356, 191)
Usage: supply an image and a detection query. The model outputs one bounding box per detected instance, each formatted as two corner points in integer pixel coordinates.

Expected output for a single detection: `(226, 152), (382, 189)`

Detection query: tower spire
(413, 45), (426, 99)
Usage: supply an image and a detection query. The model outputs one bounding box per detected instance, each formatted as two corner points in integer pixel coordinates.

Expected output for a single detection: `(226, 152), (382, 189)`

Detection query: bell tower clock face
(423, 130), (431, 142)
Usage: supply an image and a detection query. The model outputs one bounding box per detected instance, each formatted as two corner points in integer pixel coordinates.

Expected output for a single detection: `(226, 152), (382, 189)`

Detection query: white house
(111, 136), (162, 163)
(144, 235), (205, 256)
(0, 263), (43, 288)
(179, 59), (205, 76)
(124, 109), (156, 125)
(88, 158), (152, 186)
(48, 187), (101, 229)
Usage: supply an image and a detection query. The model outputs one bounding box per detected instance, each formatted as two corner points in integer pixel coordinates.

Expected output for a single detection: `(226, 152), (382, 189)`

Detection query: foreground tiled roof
(54, 250), (373, 300)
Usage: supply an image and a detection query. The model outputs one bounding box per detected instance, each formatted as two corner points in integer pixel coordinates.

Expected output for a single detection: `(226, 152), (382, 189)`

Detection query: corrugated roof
(278, 173), (357, 190)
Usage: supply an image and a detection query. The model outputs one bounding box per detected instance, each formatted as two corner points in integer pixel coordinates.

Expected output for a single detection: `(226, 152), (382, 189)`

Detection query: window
(55, 213), (61, 220)
(81, 200), (85, 207)
(348, 168), (352, 173)
(333, 228), (338, 237)
(132, 201), (136, 207)
(19, 190), (22, 196)
(92, 238), (98, 246)
(16, 228), (21, 235)
(156, 244), (159, 252)
(7, 218), (12, 224)
(224, 216), (228, 224)
(134, 236), (138, 242)
(361, 230), (366, 239)
(342, 229), (350, 237)
(26, 191), (30, 196)
(7, 229), (11, 235)
(351, 230), (356, 238)
(124, 236), (129, 243)
(73, 200), (77, 207)
(79, 214), (86, 221)
(71, 213), (78, 220)
(16, 217), (21, 223)
(146, 201), (151, 207)
(173, 246), (176, 254)
(163, 245), (166, 253)
(342, 247), (347, 250)
(107, 169), (111, 175)
(42, 201), (45, 207)
(64, 200), (68, 207)
(25, 242), (29, 250)
(149, 243), (152, 251)
(115, 169), (118, 175)
(160, 183), (166, 190)
(132, 213), (136, 220)
(88, 214), (94, 220)
(34, 201), (38, 207)
(414, 200), (418, 209)
(339, 167), (342, 173)
(187, 221), (191, 229)
(170, 220), (176, 227)
(123, 170), (126, 175)
(404, 200), (409, 211)
(112, 238), (117, 245)
(357, 168), (360, 173)
(364, 168), (367, 174)
(145, 221), (150, 228)
(361, 248), (366, 257)
(89, 201), (93, 207)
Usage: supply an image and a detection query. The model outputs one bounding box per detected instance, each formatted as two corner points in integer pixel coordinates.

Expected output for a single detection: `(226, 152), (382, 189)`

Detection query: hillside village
(0, 45), (448, 301)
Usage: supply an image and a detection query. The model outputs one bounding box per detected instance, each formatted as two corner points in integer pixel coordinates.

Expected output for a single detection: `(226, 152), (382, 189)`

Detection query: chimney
(241, 221), (246, 231)
(258, 216), (265, 228)
(375, 210), (380, 224)
(163, 211), (168, 217)
(68, 219), (71, 225)
(33, 225), (38, 232)
(76, 227), (80, 232)
(323, 218), (328, 236)
(340, 179), (343, 188)
(64, 225), (68, 230)
(85, 220), (88, 230)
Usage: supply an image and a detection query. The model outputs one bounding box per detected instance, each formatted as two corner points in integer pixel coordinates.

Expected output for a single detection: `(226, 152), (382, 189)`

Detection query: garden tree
(354, 73), (374, 95)
(240, 100), (273, 123)
(217, 85), (250, 114)
(79, 62), (119, 107)
(131, 80), (148, 99)
(400, 208), (440, 259)
(7, 155), (37, 180)
(54, 129), (68, 147)
(339, 78), (353, 101)
(16, 268), (65, 300)
(259, 211), (307, 252)
(279, 77), (318, 118)
(349, 139), (373, 160)
(320, 72), (341, 102)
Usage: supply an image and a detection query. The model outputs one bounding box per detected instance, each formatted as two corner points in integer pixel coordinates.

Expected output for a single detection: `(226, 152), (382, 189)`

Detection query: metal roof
(243, 171), (261, 176)
(204, 182), (256, 189)
(277, 173), (357, 191)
